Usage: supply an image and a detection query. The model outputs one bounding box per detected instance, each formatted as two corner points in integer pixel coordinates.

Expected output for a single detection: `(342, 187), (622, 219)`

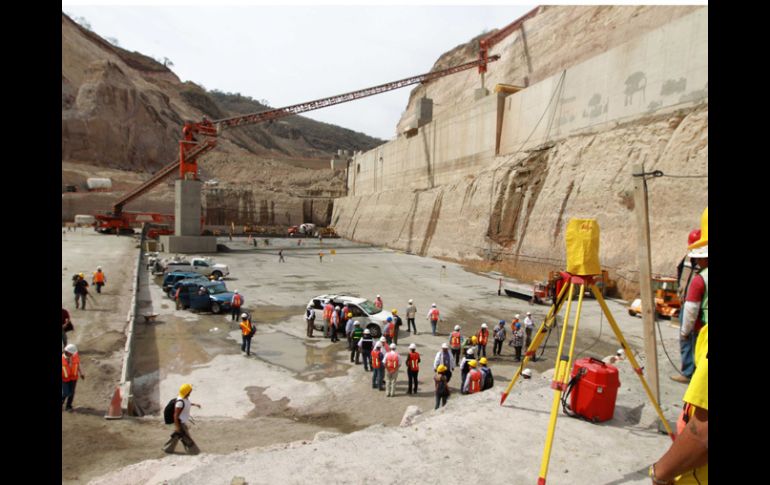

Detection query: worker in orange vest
(92, 266), (106, 294)
(427, 303), (441, 336)
(384, 344), (402, 397)
(230, 290), (243, 321)
(406, 343), (421, 394)
(371, 342), (385, 390)
(384, 317), (396, 344)
(462, 360), (482, 395)
(322, 301), (334, 337)
(511, 314), (521, 332)
(239, 313), (255, 356)
(476, 323), (489, 358)
(449, 325), (463, 366)
(62, 344), (85, 411)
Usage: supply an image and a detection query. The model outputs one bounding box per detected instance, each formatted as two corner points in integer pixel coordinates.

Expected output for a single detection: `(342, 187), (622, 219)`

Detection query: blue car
(173, 279), (240, 314)
(162, 271), (207, 297)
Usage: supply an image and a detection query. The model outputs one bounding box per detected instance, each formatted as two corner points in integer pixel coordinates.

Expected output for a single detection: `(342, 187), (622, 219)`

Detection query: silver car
(306, 294), (394, 338)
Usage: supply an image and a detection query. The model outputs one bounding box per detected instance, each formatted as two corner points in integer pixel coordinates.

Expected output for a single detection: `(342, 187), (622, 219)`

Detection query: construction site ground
(62, 229), (689, 485)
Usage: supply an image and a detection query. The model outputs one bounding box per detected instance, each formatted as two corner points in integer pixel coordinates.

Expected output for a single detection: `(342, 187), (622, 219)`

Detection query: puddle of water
(252, 331), (350, 381)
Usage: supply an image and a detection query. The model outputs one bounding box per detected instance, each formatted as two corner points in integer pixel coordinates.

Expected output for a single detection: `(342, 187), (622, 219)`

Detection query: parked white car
(163, 256), (230, 279)
(306, 294), (393, 338)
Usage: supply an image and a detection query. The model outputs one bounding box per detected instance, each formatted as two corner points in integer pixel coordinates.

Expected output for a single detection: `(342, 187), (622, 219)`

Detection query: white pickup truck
(163, 257), (230, 279)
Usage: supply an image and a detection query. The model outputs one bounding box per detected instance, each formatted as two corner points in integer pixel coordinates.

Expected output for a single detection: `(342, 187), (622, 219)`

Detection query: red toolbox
(569, 357), (620, 422)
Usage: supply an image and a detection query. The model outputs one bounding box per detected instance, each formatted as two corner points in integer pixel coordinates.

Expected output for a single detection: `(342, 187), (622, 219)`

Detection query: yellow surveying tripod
(500, 271), (675, 484)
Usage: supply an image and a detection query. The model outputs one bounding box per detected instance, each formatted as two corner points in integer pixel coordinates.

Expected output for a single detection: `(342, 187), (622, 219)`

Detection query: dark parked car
(173, 279), (240, 314)
(162, 271), (207, 297)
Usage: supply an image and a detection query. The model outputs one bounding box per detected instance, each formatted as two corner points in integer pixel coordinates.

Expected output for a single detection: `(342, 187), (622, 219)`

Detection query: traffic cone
(104, 386), (123, 420)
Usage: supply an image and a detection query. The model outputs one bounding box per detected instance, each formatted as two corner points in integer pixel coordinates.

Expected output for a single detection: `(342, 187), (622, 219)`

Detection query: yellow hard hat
(347, 312), (353, 318)
(391, 309), (398, 314)
(437, 364), (447, 373)
(479, 357), (488, 365)
(179, 383), (193, 397)
(471, 336), (478, 344)
(469, 359), (478, 368)
(79, 273), (84, 278)
(688, 207), (708, 250)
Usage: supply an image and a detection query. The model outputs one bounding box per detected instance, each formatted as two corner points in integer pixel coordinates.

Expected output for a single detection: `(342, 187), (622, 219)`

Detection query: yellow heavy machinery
(628, 276), (681, 318)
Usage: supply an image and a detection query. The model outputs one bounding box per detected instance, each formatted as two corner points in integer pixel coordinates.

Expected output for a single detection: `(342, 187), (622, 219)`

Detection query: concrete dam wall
(332, 8), (708, 298)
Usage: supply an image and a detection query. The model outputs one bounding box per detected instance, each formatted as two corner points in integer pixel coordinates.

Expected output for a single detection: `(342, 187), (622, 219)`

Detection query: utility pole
(632, 162), (660, 404)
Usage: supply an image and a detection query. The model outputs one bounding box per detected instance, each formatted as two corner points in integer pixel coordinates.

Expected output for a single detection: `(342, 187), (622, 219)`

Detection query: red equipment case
(569, 357), (620, 422)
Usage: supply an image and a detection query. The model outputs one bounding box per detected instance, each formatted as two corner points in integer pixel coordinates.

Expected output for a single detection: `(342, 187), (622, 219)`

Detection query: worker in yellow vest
(92, 266), (106, 294)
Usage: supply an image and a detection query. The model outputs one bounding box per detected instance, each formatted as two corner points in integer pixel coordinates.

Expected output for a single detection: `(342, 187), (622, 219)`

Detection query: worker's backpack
(483, 370), (494, 390)
(163, 398), (184, 424)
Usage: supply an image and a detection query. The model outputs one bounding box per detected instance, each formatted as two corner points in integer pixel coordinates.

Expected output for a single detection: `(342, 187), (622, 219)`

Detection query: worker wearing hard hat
(462, 360), (483, 395)
(230, 290), (243, 322)
(239, 313), (255, 356)
(73, 273), (89, 310)
(406, 299), (418, 334)
(459, 347), (476, 390)
(62, 344), (85, 412)
(478, 357), (494, 391)
(651, 208), (708, 485)
(449, 325), (463, 366)
(391, 309), (403, 345)
(433, 343), (455, 383)
(384, 344), (401, 397)
(427, 303), (441, 336)
(434, 364), (450, 409)
(162, 383), (202, 455)
(406, 343), (421, 394)
(671, 222), (708, 385)
(476, 323), (490, 358)
(91, 266), (106, 294)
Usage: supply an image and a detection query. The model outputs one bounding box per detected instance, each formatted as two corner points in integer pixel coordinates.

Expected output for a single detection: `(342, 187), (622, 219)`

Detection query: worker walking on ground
(493, 320), (506, 357)
(477, 323), (489, 358)
(162, 383), (201, 455)
(62, 344), (85, 411)
(384, 344), (401, 397)
(230, 290), (243, 322)
(524, 312), (534, 349)
(427, 303), (441, 336)
(278, 249), (285, 263)
(359, 329), (374, 371)
(449, 325), (463, 366)
(73, 273), (89, 310)
(462, 360), (482, 395)
(479, 357), (494, 391)
(305, 304), (316, 337)
(406, 343), (421, 394)
(379, 336), (391, 353)
(434, 365), (450, 409)
(319, 251), (324, 263)
(239, 313), (255, 356)
(91, 266), (106, 294)
(433, 343), (455, 384)
(406, 299), (417, 334)
(345, 315), (355, 350)
(511, 314), (521, 333)
(510, 322), (524, 361)
(392, 309), (402, 344)
(371, 342), (385, 390)
(350, 321), (364, 364)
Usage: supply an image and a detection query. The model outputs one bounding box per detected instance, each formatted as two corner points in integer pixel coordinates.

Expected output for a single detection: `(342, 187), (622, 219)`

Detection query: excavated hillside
(61, 12), (381, 224)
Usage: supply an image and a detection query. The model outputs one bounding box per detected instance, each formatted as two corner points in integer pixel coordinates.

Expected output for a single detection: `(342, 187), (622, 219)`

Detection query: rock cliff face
(335, 5), (708, 299)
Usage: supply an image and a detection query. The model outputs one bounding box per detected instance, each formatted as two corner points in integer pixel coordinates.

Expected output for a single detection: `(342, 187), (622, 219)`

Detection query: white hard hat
(687, 244), (708, 258)
(467, 348), (475, 355)
(409, 343), (416, 350)
(375, 342), (382, 348)
(335, 306), (340, 310)
(616, 349), (625, 356)
(353, 321), (360, 326)
(234, 290), (239, 294)
(481, 323), (488, 328)
(515, 314), (521, 319)
(390, 344), (397, 350)
(431, 303), (436, 307)
(364, 329), (371, 334)
(380, 337), (387, 342)
(377, 294), (381, 298)
(522, 368), (532, 378)
(526, 312), (531, 315)
(64, 344), (77, 354)
(454, 325), (460, 331)
(97, 266), (102, 270)
(241, 313), (248, 319)
(408, 299), (413, 303)
(441, 343), (449, 349)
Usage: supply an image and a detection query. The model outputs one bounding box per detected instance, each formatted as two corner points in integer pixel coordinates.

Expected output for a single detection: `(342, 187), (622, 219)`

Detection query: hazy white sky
(63, 3), (536, 140)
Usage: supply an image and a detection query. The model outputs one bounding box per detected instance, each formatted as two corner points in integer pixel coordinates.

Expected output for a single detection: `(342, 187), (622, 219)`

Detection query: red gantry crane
(95, 55), (502, 234)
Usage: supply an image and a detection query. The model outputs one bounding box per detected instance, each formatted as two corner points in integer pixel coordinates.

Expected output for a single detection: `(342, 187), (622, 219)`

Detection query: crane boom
(109, 54), (500, 216)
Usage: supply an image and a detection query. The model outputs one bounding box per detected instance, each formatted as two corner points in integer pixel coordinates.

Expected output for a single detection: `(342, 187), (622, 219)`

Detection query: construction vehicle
(94, 212), (173, 235)
(93, 55), (503, 232)
(627, 276), (681, 318)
